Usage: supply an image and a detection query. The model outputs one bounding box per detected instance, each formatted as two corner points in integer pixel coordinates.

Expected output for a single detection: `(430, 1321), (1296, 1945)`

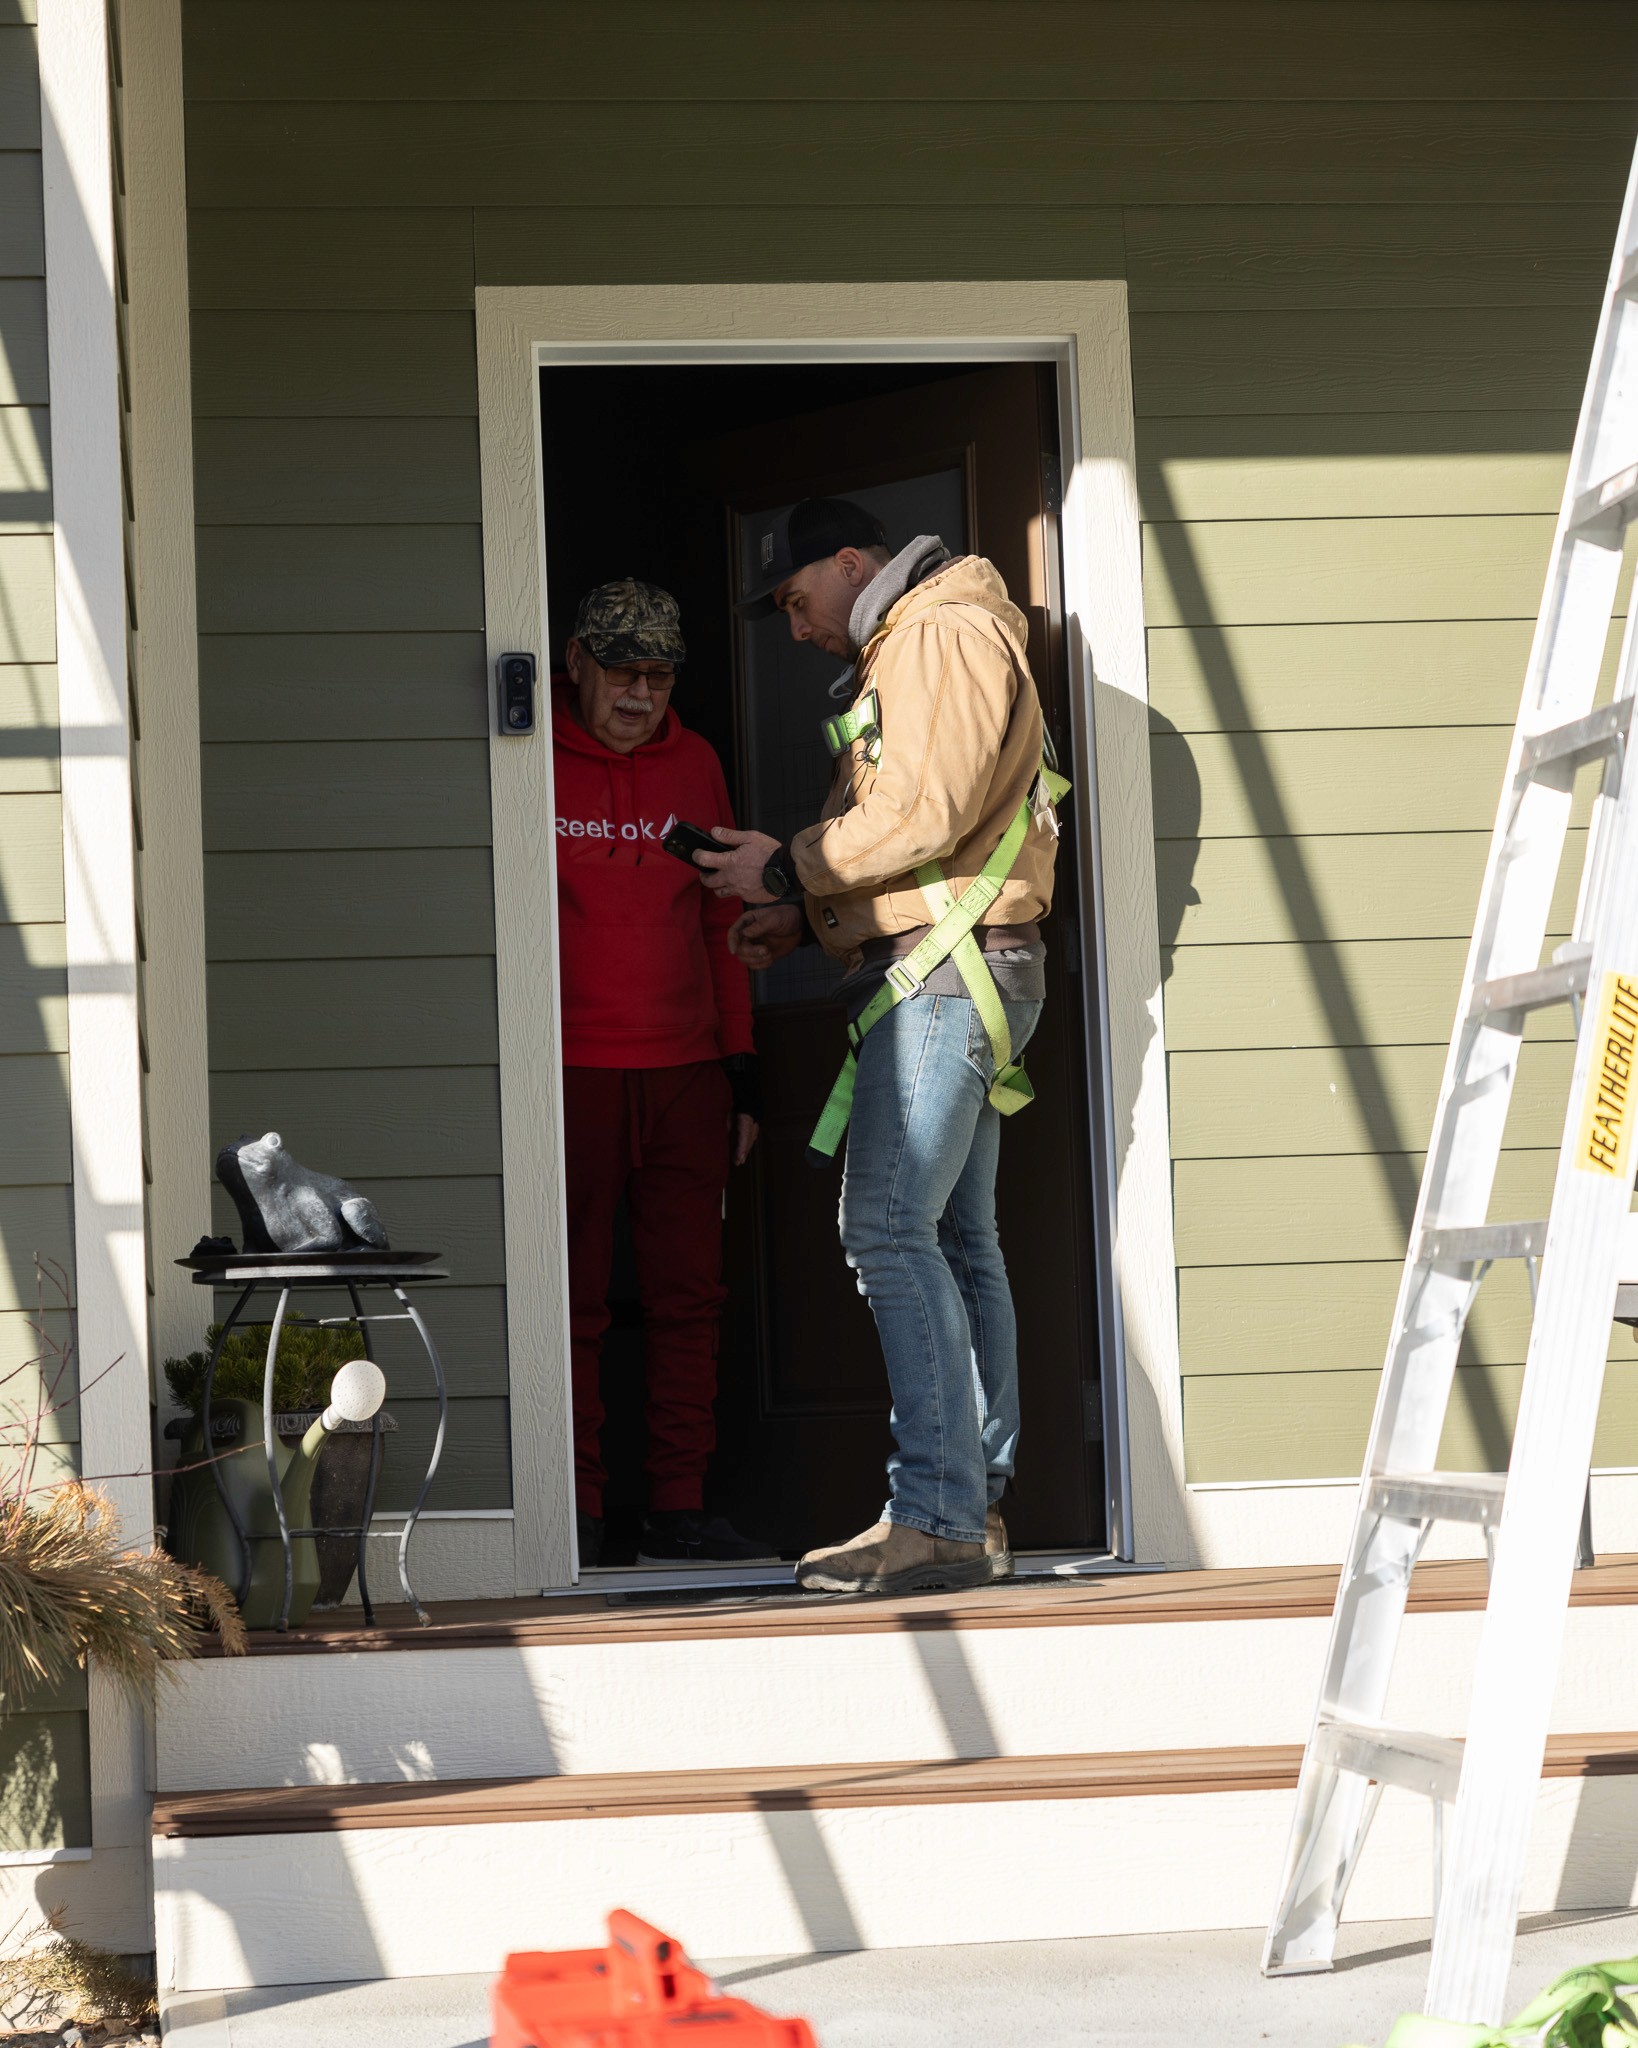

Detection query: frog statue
(216, 1131), (390, 1254)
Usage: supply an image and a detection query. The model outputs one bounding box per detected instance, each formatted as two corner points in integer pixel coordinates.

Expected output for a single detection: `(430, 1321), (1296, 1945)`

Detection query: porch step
(150, 1744), (1341, 1837)
(153, 1558), (1638, 1794)
(151, 1735), (1638, 1992)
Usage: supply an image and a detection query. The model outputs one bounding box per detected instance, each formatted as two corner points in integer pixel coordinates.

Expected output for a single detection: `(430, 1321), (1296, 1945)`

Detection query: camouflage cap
(572, 578), (687, 667)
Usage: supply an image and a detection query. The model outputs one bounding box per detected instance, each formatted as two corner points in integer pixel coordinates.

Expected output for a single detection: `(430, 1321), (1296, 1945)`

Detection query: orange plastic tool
(490, 1909), (818, 2046)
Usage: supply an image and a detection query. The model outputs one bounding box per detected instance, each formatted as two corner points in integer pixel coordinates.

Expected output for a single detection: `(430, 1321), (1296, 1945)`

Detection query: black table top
(180, 1249), (447, 1285)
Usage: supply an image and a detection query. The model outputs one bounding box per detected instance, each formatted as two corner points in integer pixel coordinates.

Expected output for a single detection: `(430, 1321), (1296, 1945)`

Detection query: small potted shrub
(163, 1315), (396, 1607)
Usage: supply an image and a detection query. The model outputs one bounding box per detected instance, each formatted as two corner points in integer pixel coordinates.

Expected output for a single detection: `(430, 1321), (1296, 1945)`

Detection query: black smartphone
(661, 817), (721, 867)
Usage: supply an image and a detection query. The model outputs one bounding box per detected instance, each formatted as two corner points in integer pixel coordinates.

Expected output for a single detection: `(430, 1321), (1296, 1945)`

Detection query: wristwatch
(760, 844), (800, 902)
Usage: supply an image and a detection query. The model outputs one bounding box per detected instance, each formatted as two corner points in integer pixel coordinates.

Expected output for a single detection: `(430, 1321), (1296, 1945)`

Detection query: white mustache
(615, 698), (652, 715)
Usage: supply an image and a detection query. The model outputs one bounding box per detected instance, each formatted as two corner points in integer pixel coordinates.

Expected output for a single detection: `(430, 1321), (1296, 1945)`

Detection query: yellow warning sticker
(1576, 971), (1638, 1177)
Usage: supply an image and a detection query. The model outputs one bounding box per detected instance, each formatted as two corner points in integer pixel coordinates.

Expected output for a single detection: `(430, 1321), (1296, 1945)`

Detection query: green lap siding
(180, 0), (1638, 1503)
(0, 14), (85, 1852)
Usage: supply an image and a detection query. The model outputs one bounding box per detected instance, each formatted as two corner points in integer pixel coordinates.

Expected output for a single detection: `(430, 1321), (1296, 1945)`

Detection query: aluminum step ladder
(1262, 134), (1638, 2026)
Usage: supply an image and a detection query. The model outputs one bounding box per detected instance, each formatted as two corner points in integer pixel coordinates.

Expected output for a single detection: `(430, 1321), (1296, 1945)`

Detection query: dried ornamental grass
(0, 1914), (157, 2034)
(0, 1484), (244, 1704)
(0, 1261), (245, 1701)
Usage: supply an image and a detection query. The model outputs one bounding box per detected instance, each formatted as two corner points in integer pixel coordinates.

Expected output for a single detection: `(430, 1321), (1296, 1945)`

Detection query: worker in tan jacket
(695, 497), (1061, 1596)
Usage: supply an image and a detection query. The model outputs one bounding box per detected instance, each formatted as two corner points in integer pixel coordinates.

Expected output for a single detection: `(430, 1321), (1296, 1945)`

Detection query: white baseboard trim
(1185, 1470), (1638, 1568)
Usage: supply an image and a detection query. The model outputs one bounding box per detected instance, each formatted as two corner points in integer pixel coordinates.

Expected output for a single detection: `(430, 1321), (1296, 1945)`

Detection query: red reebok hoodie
(551, 683), (754, 1069)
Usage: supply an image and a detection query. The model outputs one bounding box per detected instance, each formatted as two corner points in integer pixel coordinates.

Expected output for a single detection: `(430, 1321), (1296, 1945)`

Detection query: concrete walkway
(158, 1911), (1638, 2047)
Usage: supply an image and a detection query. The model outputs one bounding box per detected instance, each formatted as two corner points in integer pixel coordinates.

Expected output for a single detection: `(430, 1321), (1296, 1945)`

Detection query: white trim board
(40, 0), (150, 1538)
(39, 0), (153, 1916)
(474, 281), (1186, 1592)
(124, 0), (210, 1396)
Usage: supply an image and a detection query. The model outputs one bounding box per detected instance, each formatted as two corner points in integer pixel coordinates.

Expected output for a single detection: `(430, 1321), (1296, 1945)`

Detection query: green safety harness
(808, 685), (1070, 1160)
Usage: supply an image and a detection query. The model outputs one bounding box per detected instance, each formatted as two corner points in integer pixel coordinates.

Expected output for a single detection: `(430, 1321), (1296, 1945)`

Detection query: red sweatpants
(563, 1062), (732, 1518)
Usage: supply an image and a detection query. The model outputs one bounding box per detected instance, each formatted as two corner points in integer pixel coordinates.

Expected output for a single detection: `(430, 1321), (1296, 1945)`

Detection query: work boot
(795, 1519), (998, 1596)
(985, 1504), (1014, 1581)
(636, 1510), (779, 1565)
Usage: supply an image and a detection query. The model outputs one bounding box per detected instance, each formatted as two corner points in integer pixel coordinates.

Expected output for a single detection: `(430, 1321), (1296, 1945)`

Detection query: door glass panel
(735, 468), (968, 1007)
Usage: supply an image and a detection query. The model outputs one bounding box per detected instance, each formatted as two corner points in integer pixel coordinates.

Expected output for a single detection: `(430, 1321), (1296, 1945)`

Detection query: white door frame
(475, 282), (1189, 1592)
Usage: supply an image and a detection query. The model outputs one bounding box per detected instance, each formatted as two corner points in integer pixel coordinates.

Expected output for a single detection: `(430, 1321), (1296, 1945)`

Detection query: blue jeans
(838, 991), (1043, 1544)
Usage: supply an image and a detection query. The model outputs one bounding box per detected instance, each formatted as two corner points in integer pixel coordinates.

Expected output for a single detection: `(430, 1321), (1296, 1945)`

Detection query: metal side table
(179, 1248), (449, 1628)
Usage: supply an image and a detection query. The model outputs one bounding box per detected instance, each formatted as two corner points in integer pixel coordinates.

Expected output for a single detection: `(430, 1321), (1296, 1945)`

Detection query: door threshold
(569, 1548), (1157, 1600)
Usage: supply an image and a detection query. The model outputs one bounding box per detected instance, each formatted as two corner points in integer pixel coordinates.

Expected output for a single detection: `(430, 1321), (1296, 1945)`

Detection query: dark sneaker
(576, 1510), (605, 1569)
(796, 1519), (999, 1595)
(636, 1510), (779, 1564)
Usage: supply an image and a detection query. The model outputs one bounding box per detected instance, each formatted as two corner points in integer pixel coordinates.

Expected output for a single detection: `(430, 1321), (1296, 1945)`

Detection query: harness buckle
(885, 960), (926, 1000)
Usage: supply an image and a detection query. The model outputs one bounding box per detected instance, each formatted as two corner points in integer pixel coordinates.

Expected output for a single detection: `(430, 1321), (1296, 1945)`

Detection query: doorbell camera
(496, 652), (537, 735)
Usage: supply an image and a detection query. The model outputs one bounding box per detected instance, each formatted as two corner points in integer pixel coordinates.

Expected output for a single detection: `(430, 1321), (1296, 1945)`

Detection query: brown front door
(694, 365), (1106, 1554)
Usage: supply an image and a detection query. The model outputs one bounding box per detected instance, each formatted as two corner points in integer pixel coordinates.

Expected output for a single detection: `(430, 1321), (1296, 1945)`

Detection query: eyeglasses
(600, 663), (676, 690)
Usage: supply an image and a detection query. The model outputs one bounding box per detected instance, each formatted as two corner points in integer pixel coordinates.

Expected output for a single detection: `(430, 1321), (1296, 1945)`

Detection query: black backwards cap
(736, 497), (889, 620)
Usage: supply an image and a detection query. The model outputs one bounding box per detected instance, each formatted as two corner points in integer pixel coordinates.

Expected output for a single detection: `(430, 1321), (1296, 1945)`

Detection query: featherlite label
(1577, 972), (1638, 1177)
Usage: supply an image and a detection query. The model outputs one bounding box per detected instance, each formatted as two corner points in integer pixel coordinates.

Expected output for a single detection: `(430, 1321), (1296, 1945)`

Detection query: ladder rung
(1314, 1717), (1464, 1805)
(1517, 698), (1633, 779)
(1571, 460), (1638, 541)
(1420, 1220), (1548, 1265)
(1366, 1470), (1505, 1529)
(1468, 954), (1592, 1022)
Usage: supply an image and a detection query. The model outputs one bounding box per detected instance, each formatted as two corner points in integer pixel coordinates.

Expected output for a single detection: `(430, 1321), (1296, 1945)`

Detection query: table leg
(264, 1287), (295, 1630)
(201, 1282), (258, 1603)
(346, 1281), (379, 1629)
(392, 1283), (447, 1625)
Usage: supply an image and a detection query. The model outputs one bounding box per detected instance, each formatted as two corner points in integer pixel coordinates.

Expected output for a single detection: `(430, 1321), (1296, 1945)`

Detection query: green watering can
(167, 1360), (386, 1629)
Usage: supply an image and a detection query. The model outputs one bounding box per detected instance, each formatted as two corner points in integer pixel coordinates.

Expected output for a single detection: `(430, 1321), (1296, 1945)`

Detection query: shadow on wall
(755, 1803), (864, 1954)
(1151, 709), (1201, 991)
(1554, 1774), (1638, 1915)
(0, 1708), (89, 1852)
(1141, 466), (1514, 1486)
(906, 1613), (1002, 1761)
(1100, 695), (1200, 1191)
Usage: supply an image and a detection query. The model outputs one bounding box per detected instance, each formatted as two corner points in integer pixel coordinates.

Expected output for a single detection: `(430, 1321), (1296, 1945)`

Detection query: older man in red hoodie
(554, 578), (769, 1569)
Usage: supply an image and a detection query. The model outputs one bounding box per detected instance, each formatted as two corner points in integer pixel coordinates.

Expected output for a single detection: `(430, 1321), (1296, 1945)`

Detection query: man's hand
(733, 1113), (759, 1167)
(728, 904), (803, 968)
(693, 826), (781, 902)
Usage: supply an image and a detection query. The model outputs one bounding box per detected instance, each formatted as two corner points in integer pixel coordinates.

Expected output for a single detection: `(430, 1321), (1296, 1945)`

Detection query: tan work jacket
(791, 554), (1058, 963)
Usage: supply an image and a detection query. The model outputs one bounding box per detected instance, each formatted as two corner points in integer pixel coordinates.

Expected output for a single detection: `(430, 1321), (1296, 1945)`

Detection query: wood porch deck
(201, 1552), (1638, 1656)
